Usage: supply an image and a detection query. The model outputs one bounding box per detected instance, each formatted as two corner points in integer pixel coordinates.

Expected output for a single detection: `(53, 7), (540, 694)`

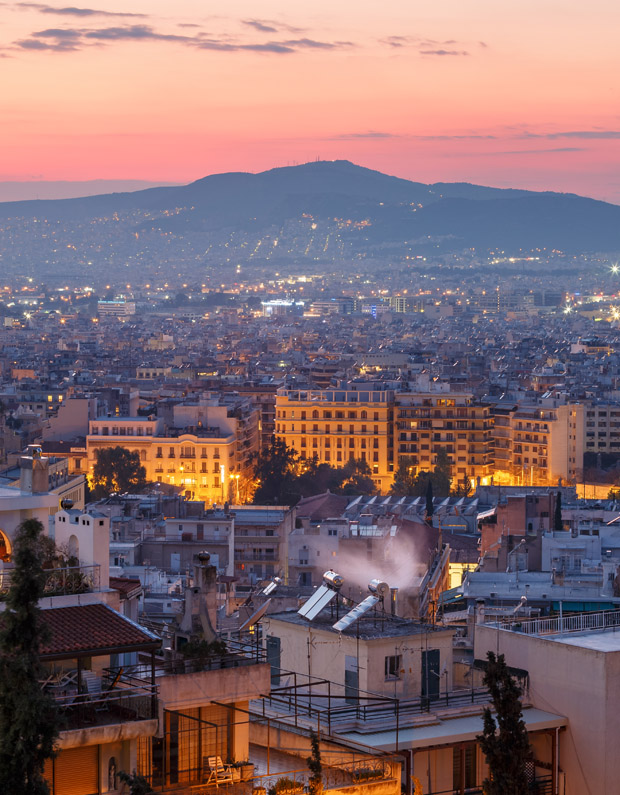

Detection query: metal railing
(53, 683), (157, 730)
(128, 645), (267, 679)
(0, 563), (100, 599)
(500, 608), (620, 636)
(139, 754), (395, 793)
(259, 673), (490, 741)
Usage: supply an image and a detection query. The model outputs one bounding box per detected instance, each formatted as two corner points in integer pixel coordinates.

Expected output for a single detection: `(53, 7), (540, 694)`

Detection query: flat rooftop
(548, 627), (620, 652)
(268, 608), (452, 640)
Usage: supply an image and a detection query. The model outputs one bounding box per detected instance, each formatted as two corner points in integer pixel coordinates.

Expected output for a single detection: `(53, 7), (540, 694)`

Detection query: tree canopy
(0, 519), (59, 794)
(91, 445), (147, 499)
(253, 438), (376, 505)
(390, 447), (452, 498)
(477, 651), (531, 795)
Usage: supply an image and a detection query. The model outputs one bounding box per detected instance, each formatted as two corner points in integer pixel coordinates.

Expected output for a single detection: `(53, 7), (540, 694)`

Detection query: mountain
(0, 160), (618, 284)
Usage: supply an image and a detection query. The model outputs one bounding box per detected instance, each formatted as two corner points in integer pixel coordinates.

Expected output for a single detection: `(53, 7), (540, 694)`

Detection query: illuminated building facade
(86, 400), (259, 504)
(492, 397), (584, 486)
(394, 391), (494, 484)
(275, 384), (394, 492)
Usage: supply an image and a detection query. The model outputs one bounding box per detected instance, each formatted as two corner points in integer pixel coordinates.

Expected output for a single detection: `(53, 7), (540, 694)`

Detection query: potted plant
(268, 776), (304, 795)
(236, 761), (255, 781)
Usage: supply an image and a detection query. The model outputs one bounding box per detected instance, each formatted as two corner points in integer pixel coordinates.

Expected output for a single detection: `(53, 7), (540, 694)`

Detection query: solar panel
(332, 595), (379, 632)
(239, 599), (271, 631)
(297, 584), (338, 621)
(262, 577), (281, 596)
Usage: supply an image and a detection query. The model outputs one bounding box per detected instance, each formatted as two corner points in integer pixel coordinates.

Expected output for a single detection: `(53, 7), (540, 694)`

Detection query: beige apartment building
(493, 397), (584, 486)
(275, 384), (394, 492)
(276, 385), (496, 493)
(86, 399), (259, 505)
(583, 402), (620, 455)
(394, 391), (493, 484)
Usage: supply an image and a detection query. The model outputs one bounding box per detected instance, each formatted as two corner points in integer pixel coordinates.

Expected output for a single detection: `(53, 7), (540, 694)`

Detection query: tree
(554, 491), (563, 533)
(337, 458), (376, 496)
(306, 731), (323, 795)
(390, 457), (418, 496)
(92, 446), (147, 499)
(253, 436), (298, 504)
(0, 519), (59, 795)
(425, 479), (434, 519)
(451, 472), (473, 499)
(432, 448), (452, 497)
(477, 651), (531, 795)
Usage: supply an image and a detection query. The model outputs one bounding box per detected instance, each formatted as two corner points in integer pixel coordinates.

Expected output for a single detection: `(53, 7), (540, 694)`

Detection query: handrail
(0, 563), (101, 598)
(499, 608), (620, 636)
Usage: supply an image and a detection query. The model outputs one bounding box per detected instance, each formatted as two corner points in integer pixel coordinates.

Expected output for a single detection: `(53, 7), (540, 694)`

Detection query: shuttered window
(54, 746), (98, 795)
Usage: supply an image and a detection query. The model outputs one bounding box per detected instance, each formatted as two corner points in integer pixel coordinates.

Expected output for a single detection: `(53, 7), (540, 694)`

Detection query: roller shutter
(54, 745), (98, 795)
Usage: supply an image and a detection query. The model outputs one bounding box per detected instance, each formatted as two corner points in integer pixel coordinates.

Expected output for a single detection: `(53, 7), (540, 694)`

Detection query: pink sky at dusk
(1, 0), (619, 202)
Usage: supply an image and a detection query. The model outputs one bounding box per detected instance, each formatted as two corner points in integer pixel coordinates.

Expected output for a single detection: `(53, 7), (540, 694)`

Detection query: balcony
(0, 564), (100, 600)
(51, 668), (157, 734)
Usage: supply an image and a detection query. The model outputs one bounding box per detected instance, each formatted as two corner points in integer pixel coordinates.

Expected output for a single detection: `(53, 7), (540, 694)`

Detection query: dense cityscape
(2, 0), (620, 792)
(1, 173), (620, 794)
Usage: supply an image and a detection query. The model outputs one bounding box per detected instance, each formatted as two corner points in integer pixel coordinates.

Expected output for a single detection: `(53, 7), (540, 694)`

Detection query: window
(385, 655), (401, 680)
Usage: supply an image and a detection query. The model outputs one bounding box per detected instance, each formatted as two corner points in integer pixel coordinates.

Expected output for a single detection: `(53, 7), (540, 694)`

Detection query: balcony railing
(0, 564), (100, 599)
(499, 608), (620, 636)
(49, 669), (157, 731)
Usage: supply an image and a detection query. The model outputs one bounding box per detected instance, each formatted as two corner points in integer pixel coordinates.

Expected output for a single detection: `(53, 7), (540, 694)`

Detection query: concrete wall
(157, 662), (271, 714)
(265, 617), (453, 699)
(475, 624), (611, 795)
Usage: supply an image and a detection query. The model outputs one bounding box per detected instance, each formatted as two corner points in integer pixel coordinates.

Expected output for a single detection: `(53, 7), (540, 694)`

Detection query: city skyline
(1, 0), (619, 202)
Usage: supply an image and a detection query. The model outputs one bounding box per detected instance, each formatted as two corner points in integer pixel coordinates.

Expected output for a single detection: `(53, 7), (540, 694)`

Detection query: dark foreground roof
(39, 603), (160, 660)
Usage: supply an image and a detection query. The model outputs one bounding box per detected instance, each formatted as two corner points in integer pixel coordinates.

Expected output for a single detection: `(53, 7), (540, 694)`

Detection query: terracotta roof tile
(39, 603), (160, 659)
(109, 576), (142, 598)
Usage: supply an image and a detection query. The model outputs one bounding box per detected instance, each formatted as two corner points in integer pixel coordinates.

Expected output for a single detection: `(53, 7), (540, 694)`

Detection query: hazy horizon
(2, 1), (619, 203)
(0, 163), (617, 206)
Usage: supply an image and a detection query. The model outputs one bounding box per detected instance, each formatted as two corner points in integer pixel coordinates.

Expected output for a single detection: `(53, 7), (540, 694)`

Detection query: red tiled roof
(109, 576), (142, 599)
(295, 491), (350, 521)
(39, 603), (160, 660)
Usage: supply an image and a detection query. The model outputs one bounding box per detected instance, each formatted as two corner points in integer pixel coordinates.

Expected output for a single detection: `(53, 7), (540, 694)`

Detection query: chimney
(476, 598), (486, 625)
(390, 587), (398, 616)
(20, 446), (49, 493)
(178, 551), (218, 641)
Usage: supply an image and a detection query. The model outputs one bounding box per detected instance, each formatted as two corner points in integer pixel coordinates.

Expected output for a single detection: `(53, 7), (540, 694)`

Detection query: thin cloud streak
(13, 22), (352, 54)
(16, 3), (146, 17)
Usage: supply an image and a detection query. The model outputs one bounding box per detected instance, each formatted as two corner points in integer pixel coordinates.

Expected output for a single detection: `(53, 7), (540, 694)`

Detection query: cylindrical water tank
(322, 570), (344, 589)
(368, 579), (389, 597)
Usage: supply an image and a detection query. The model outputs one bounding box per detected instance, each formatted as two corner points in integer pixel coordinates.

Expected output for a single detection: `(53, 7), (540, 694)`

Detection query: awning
(336, 707), (567, 752)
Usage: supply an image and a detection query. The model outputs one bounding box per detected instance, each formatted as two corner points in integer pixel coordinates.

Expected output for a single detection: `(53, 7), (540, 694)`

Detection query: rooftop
(39, 603), (160, 659)
(267, 608), (452, 640)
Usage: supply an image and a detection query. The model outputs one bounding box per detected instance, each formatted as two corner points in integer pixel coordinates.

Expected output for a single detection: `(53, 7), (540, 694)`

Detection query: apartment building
(475, 610), (620, 795)
(583, 401), (620, 455)
(394, 391), (493, 483)
(493, 396), (584, 486)
(275, 384), (394, 492)
(86, 397), (259, 505)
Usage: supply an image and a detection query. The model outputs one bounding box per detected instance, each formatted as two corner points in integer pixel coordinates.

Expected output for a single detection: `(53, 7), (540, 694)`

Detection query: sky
(1, 0), (620, 202)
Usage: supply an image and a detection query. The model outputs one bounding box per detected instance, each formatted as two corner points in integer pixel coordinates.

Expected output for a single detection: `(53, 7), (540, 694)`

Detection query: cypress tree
(0, 519), (59, 795)
(306, 731), (323, 795)
(477, 651), (531, 795)
(554, 491), (563, 533)
(425, 478), (434, 520)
